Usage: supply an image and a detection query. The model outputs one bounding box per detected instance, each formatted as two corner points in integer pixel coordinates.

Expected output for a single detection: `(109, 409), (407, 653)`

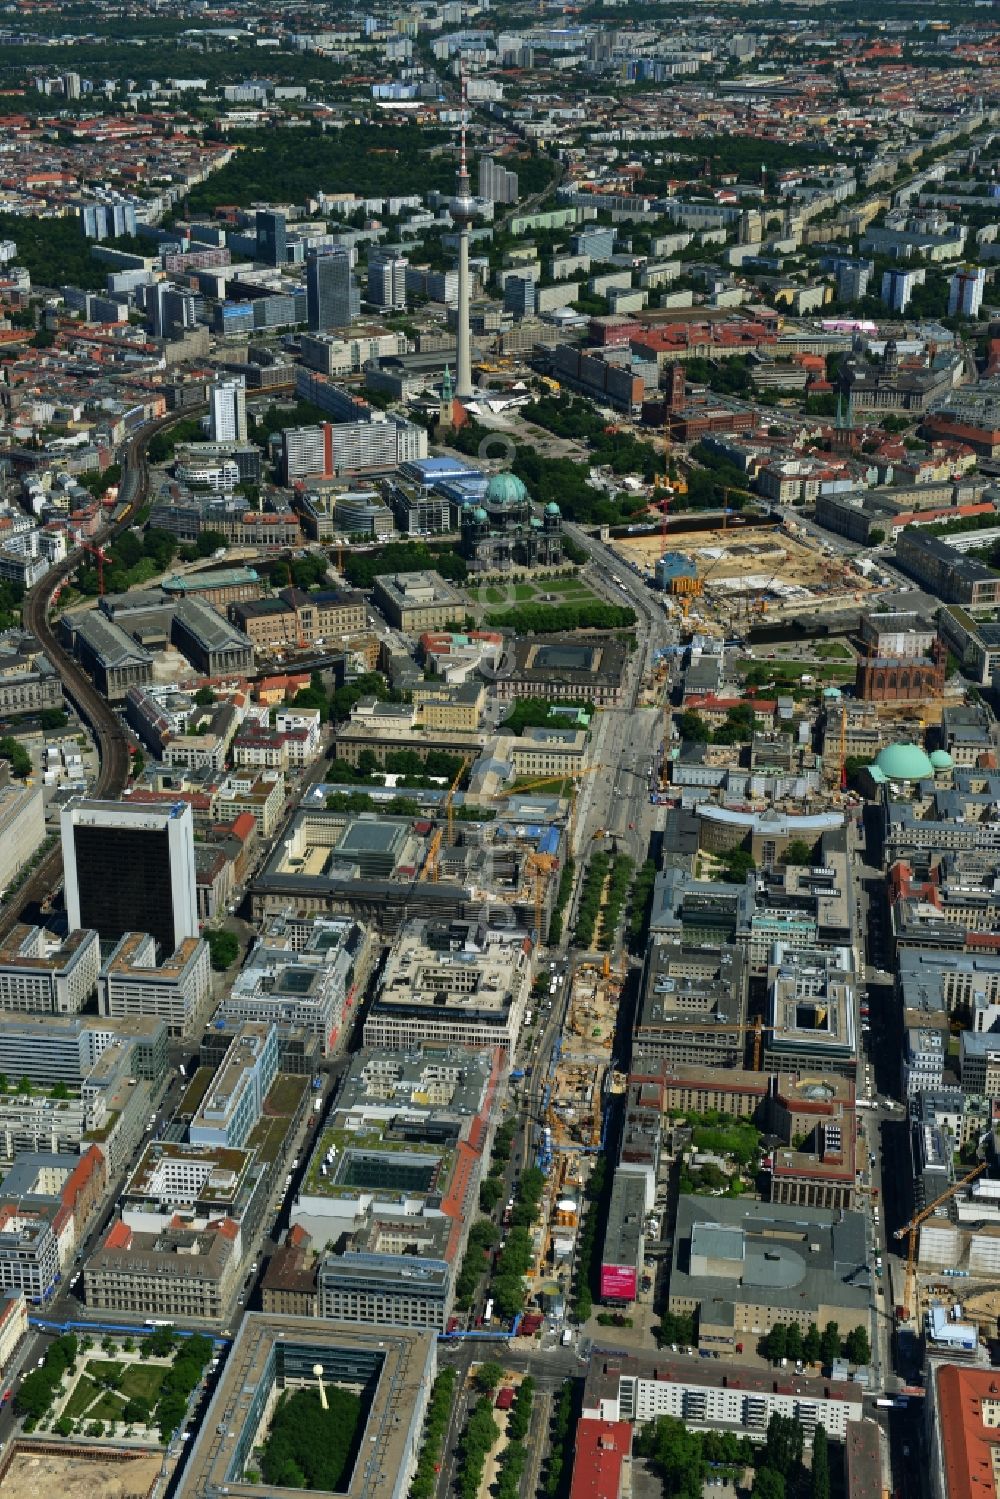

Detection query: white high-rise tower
(449, 78), (476, 402)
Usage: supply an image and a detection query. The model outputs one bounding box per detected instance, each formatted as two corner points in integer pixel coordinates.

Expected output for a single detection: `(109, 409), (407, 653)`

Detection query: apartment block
(219, 918), (371, 1056)
(292, 1044), (502, 1329)
(583, 1350), (862, 1443)
(0, 1203), (62, 1305)
(84, 1218), (241, 1322)
(214, 770), (285, 836)
(0, 782), (45, 899)
(97, 933), (212, 1038)
(363, 923), (531, 1058)
(189, 1022), (280, 1149)
(0, 925), (101, 1014)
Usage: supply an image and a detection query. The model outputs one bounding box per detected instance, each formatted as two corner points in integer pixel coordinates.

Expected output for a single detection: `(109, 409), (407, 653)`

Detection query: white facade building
(209, 378), (248, 443)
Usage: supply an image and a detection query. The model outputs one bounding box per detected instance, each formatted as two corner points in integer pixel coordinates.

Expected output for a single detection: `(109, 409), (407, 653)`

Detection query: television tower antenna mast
(450, 66), (476, 402)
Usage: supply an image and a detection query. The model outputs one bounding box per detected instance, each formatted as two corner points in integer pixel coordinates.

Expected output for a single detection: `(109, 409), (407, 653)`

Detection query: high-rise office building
(367, 253), (408, 312)
(881, 268), (920, 314)
(79, 202), (137, 241)
(61, 801), (198, 955)
(255, 209), (287, 267)
(504, 275), (536, 318)
(836, 259), (873, 303)
(146, 283), (198, 340)
(948, 265), (986, 319)
(306, 250), (360, 331)
(478, 155), (519, 205)
(209, 377), (248, 443)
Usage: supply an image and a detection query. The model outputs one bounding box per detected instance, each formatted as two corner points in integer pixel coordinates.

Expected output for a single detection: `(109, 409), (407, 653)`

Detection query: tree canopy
(261, 1386), (362, 1491)
(187, 125), (457, 214)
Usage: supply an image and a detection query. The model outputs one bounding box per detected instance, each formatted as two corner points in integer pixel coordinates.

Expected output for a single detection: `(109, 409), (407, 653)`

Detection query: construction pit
(564, 962), (621, 1065)
(609, 523), (880, 630)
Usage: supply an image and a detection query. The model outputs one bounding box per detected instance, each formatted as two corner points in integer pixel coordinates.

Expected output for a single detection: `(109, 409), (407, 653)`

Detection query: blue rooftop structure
(402, 456), (479, 483)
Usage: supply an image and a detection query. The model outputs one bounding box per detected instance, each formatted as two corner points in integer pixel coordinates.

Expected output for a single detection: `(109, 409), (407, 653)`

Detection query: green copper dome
(472, 506), (488, 523)
(545, 501), (561, 516)
(875, 742), (934, 782)
(486, 472), (528, 506)
(929, 749), (953, 769)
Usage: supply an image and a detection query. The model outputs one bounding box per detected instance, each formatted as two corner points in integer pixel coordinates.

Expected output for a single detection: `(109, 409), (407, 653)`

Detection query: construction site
(523, 963), (627, 1293)
(610, 520), (880, 636)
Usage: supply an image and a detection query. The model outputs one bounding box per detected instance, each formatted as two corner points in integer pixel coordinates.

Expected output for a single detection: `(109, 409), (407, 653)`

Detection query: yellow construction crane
(655, 1017), (775, 1071)
(421, 756), (471, 878)
(496, 764), (603, 849)
(422, 827), (443, 881)
(446, 755), (472, 847)
(893, 1161), (987, 1321)
(522, 850), (559, 946)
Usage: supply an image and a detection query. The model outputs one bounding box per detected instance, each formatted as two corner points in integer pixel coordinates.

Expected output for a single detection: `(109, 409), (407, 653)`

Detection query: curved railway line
(0, 411), (188, 939)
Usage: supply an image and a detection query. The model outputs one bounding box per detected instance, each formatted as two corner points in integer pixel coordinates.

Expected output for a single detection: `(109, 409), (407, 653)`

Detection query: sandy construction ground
(0, 1447), (162, 1499)
(610, 524), (841, 593)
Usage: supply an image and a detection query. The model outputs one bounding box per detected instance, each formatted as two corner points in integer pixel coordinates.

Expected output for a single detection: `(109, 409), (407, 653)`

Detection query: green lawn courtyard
(468, 574), (602, 612)
(60, 1356), (169, 1426)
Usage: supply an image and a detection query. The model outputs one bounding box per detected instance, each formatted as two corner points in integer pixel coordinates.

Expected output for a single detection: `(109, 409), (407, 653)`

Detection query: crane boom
(893, 1160), (987, 1319)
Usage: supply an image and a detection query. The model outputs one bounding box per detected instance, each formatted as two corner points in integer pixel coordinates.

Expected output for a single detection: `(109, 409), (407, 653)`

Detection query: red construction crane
(80, 540), (107, 597)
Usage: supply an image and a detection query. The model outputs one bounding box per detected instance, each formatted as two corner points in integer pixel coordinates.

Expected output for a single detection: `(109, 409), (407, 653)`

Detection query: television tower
(450, 73), (475, 401)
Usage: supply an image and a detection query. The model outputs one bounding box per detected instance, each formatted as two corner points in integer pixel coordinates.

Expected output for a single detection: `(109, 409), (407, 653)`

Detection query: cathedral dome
(486, 473), (528, 507)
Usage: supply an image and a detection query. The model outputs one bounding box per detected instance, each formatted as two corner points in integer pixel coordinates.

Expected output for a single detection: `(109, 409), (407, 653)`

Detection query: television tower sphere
(450, 189), (477, 226)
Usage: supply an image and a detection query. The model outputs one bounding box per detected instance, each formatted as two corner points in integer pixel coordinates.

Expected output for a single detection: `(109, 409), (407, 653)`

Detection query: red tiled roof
(105, 1221), (132, 1251)
(570, 1421), (632, 1499)
(936, 1364), (1000, 1499)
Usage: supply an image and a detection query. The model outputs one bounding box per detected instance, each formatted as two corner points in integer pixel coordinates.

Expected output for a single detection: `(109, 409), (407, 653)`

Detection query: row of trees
(546, 857), (576, 945)
(326, 792), (423, 816)
(455, 1219), (499, 1310)
(0, 1074), (68, 1098)
(758, 1320), (870, 1368)
(485, 601), (637, 634)
(409, 1367), (457, 1499)
(573, 850), (612, 948)
(491, 1226), (534, 1319)
(596, 854), (634, 952)
(572, 1156), (607, 1323)
(493, 1378), (535, 1499)
(344, 539), (468, 589)
(150, 1331), (213, 1443)
(628, 859), (657, 949)
(15, 1333), (78, 1421)
(542, 1381), (575, 1499)
(455, 1395), (500, 1499)
(326, 745), (468, 789)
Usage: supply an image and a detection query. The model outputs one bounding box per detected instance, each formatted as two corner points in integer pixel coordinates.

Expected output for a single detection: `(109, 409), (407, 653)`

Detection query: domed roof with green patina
(486, 472), (528, 506)
(929, 749), (953, 769)
(545, 500), (561, 516)
(875, 742), (934, 782)
(472, 506), (488, 522)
